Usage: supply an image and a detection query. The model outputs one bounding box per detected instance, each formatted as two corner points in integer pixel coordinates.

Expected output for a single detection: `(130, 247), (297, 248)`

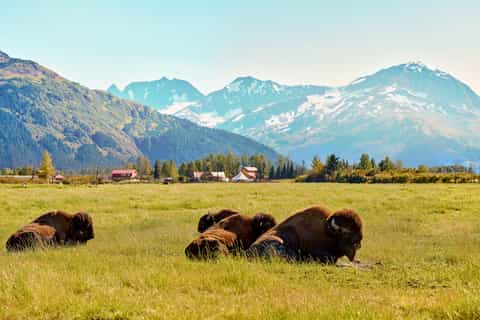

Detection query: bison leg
(246, 240), (299, 261)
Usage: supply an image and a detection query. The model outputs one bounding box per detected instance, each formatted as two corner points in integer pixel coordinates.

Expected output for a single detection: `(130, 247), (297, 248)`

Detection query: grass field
(1, 183), (480, 319)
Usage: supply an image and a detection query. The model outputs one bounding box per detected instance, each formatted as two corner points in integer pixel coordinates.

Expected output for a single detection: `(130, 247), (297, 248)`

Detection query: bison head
(326, 209), (363, 261)
(197, 213), (215, 233)
(252, 213), (277, 237)
(70, 212), (94, 244)
(185, 236), (228, 259)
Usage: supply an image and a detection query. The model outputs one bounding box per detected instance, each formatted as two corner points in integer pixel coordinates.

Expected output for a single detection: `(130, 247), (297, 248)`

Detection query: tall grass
(0, 183), (479, 319)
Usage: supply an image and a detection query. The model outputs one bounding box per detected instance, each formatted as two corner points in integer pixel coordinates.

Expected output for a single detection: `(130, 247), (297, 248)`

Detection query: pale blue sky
(2, 0), (479, 94)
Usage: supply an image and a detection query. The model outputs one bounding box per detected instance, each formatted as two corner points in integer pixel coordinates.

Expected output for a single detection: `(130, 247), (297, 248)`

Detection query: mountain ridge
(0, 51), (279, 169)
(109, 62), (480, 166)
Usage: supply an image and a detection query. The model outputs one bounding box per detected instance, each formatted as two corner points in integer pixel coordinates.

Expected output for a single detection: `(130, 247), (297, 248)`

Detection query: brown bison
(246, 206), (363, 263)
(197, 209), (240, 233)
(33, 210), (94, 245)
(6, 223), (56, 252)
(186, 212), (276, 259)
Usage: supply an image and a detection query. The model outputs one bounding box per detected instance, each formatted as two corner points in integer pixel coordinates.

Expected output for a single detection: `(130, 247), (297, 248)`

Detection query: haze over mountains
(109, 63), (480, 167)
(0, 51), (278, 169)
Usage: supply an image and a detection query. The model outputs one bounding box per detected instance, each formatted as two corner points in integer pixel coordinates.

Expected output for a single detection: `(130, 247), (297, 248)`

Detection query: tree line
(301, 153), (479, 183)
(1, 150), (478, 184)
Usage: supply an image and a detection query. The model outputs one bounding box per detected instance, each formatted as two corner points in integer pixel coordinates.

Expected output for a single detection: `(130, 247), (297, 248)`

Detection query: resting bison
(246, 206), (363, 263)
(33, 210), (94, 245)
(186, 213), (276, 259)
(6, 223), (56, 252)
(197, 209), (240, 233)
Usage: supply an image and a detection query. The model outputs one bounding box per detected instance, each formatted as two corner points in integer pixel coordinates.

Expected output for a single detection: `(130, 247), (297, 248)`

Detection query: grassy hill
(1, 183), (480, 319)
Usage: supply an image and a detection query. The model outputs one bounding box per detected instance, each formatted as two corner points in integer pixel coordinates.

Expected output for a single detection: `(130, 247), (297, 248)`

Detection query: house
(111, 169), (138, 181)
(241, 166), (258, 180)
(54, 174), (65, 183)
(193, 171), (204, 181)
(232, 171), (254, 182)
(210, 171), (227, 182)
(192, 171), (227, 182)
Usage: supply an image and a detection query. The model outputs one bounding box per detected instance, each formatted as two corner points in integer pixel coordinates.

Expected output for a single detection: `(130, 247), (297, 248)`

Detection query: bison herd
(187, 205), (363, 263)
(6, 205), (364, 265)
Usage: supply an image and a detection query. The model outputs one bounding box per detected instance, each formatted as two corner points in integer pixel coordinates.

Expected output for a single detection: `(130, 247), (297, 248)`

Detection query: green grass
(1, 183), (480, 319)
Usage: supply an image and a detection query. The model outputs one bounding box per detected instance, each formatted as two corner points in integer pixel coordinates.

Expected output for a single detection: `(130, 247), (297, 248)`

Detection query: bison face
(326, 209), (363, 261)
(185, 237), (227, 259)
(252, 213), (277, 237)
(197, 214), (214, 233)
(71, 212), (94, 244)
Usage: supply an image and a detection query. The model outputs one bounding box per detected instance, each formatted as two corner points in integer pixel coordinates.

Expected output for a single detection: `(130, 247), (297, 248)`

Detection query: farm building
(192, 171), (227, 182)
(54, 174), (65, 183)
(242, 166), (258, 179)
(111, 169), (138, 181)
(232, 171), (254, 182)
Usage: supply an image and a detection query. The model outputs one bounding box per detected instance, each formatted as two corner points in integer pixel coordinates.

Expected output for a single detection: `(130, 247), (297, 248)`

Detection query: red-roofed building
(111, 169), (137, 181)
(241, 166), (258, 180)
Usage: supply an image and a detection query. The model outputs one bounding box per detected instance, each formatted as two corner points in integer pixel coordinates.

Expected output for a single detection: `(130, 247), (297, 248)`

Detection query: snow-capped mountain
(108, 63), (480, 166)
(108, 77), (204, 115)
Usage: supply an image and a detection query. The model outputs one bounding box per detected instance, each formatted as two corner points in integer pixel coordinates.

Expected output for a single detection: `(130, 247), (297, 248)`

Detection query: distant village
(1, 151), (478, 185)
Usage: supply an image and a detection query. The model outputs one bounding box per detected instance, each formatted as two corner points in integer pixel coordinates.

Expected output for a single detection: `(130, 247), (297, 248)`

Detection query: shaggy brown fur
(33, 210), (95, 245)
(197, 209), (240, 233)
(6, 223), (56, 252)
(186, 212), (276, 259)
(246, 206), (363, 263)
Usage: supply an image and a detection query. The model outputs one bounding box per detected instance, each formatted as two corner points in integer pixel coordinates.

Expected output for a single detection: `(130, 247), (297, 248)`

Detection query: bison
(246, 206), (363, 263)
(6, 223), (56, 252)
(186, 212), (276, 259)
(33, 210), (94, 245)
(197, 209), (240, 233)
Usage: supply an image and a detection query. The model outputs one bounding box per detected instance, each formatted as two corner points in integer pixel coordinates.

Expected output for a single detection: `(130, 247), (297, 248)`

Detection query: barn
(111, 169), (138, 181)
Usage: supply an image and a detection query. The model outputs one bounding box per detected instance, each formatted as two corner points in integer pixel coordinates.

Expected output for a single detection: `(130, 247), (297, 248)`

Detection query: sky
(2, 0), (480, 94)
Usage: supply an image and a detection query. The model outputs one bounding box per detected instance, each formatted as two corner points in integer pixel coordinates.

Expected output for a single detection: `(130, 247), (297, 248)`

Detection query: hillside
(0, 51), (278, 169)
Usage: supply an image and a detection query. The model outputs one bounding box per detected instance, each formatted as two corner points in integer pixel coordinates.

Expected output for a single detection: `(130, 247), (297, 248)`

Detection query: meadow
(1, 183), (480, 319)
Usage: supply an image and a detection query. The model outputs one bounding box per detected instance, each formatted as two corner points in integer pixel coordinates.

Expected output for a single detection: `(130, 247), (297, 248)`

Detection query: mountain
(107, 78), (204, 115)
(0, 51), (278, 169)
(111, 63), (480, 166)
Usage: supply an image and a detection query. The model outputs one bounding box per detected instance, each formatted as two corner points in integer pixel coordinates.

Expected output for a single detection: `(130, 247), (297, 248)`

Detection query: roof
(232, 171), (254, 182)
(112, 169), (137, 175)
(243, 166), (258, 172)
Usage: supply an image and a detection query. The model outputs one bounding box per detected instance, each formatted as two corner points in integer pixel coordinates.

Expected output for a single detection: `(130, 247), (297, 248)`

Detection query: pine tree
(186, 161), (197, 178)
(311, 155), (324, 173)
(358, 153), (372, 170)
(268, 165), (275, 179)
(179, 163), (187, 177)
(38, 151), (55, 182)
(153, 160), (161, 180)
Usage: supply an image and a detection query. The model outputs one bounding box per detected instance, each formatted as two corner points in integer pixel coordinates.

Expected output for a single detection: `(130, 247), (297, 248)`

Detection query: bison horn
(331, 217), (349, 233)
(331, 217), (340, 231)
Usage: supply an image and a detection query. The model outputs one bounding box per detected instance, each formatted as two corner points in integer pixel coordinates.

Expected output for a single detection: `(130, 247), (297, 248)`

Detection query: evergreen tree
(379, 156), (395, 171)
(325, 154), (340, 176)
(38, 151), (55, 181)
(186, 161), (197, 178)
(268, 165), (275, 179)
(311, 155), (324, 173)
(179, 163), (187, 177)
(358, 153), (372, 170)
(153, 160), (161, 180)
